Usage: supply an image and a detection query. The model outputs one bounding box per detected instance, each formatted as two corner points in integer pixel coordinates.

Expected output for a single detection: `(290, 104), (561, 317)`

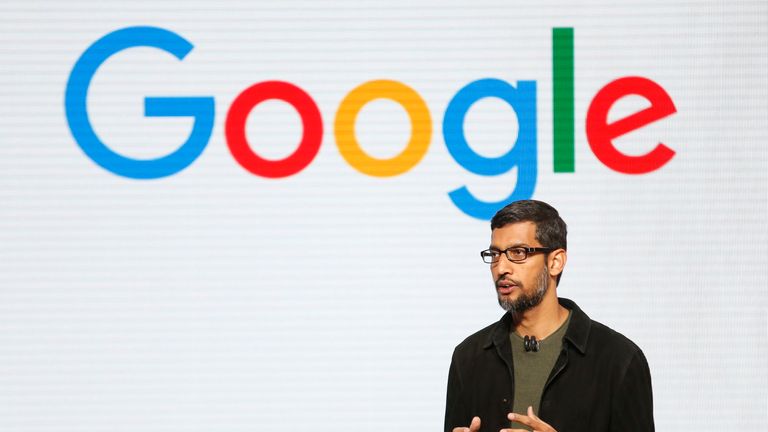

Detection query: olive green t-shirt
(508, 312), (571, 430)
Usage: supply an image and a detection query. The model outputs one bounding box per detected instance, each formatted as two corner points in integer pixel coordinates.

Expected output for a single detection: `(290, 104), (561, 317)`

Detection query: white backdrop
(1, 1), (766, 430)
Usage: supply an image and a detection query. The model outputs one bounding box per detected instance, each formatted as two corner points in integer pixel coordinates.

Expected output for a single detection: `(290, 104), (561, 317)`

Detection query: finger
(508, 407), (555, 432)
(451, 428), (468, 432)
(527, 406), (557, 431)
(507, 412), (543, 428)
(527, 406), (540, 421)
(469, 416), (482, 432)
(499, 429), (529, 432)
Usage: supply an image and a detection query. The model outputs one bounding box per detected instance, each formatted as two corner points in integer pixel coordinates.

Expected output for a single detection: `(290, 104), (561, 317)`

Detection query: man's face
(490, 221), (550, 313)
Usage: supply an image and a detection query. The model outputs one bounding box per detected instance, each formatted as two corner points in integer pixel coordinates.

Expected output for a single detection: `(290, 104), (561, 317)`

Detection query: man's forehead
(490, 221), (538, 245)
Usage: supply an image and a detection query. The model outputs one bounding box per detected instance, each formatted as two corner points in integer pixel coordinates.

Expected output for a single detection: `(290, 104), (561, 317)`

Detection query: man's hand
(452, 415), (481, 432)
(501, 406), (557, 432)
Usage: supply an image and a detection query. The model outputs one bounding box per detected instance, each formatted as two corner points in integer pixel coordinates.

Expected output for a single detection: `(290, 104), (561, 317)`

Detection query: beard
(497, 264), (550, 315)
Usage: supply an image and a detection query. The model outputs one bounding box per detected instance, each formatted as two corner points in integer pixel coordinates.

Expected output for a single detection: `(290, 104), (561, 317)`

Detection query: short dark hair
(491, 200), (568, 284)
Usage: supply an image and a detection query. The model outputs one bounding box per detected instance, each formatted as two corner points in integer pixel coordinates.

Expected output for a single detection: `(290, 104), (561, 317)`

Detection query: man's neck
(512, 294), (569, 340)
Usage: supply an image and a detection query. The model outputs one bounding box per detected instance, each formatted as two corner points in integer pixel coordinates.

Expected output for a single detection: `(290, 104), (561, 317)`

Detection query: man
(445, 200), (653, 432)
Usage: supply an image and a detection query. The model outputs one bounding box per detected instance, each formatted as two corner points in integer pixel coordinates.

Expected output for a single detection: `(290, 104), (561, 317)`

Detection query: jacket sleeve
(611, 348), (655, 432)
(444, 350), (469, 432)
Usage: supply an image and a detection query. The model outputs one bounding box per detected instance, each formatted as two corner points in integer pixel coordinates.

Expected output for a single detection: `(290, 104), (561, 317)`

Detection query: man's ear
(548, 248), (567, 276)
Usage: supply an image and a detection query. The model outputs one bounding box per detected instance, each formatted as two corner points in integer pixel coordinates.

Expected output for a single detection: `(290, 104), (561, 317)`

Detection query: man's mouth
(496, 280), (519, 295)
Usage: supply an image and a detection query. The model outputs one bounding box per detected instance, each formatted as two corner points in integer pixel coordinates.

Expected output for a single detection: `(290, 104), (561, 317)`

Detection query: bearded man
(445, 200), (654, 432)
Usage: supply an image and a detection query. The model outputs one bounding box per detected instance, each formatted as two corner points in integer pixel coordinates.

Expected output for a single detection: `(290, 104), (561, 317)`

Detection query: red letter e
(586, 77), (676, 174)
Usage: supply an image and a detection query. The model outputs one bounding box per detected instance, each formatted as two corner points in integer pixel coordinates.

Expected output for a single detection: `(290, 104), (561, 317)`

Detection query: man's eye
(508, 248), (527, 259)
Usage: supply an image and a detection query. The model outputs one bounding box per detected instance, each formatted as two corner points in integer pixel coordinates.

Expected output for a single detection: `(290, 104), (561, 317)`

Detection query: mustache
(495, 276), (521, 287)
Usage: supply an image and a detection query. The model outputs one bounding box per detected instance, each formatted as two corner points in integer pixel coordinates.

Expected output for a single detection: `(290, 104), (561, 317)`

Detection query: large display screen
(1, 1), (766, 430)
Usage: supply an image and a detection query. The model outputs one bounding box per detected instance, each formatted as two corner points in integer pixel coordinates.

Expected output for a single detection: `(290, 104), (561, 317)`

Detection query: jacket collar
(483, 297), (590, 355)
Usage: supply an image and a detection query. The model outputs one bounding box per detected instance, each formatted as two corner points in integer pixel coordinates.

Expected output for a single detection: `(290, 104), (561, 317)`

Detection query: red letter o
(225, 81), (323, 178)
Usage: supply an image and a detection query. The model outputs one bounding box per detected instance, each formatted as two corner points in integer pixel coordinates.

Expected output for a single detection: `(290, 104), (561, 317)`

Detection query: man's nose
(495, 253), (515, 275)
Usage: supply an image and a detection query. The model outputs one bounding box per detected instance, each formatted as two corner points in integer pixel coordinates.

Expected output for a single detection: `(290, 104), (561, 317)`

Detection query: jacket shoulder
(452, 319), (500, 358)
(587, 319), (643, 353)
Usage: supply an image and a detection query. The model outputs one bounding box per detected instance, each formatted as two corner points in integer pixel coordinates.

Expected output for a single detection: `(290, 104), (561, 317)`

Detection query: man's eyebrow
(489, 243), (530, 250)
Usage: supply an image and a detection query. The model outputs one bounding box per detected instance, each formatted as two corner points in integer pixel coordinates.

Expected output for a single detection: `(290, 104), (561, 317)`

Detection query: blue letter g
(65, 26), (214, 179)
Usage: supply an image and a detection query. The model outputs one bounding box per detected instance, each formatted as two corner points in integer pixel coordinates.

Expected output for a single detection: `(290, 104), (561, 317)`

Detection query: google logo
(65, 26), (676, 219)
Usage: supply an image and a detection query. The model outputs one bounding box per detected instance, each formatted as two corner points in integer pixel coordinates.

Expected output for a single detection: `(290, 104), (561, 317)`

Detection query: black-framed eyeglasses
(480, 247), (554, 264)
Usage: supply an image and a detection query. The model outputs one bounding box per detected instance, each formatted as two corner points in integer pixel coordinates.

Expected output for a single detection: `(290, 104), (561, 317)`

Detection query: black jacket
(445, 298), (654, 432)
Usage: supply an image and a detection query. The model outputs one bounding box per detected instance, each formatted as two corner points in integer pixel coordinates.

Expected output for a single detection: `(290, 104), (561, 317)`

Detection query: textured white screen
(0, 1), (766, 431)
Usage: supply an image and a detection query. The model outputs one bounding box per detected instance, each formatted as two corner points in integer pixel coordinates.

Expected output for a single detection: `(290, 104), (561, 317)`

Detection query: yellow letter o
(335, 80), (432, 177)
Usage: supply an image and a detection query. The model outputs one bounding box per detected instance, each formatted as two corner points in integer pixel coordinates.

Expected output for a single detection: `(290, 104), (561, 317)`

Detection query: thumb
(470, 416), (481, 431)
